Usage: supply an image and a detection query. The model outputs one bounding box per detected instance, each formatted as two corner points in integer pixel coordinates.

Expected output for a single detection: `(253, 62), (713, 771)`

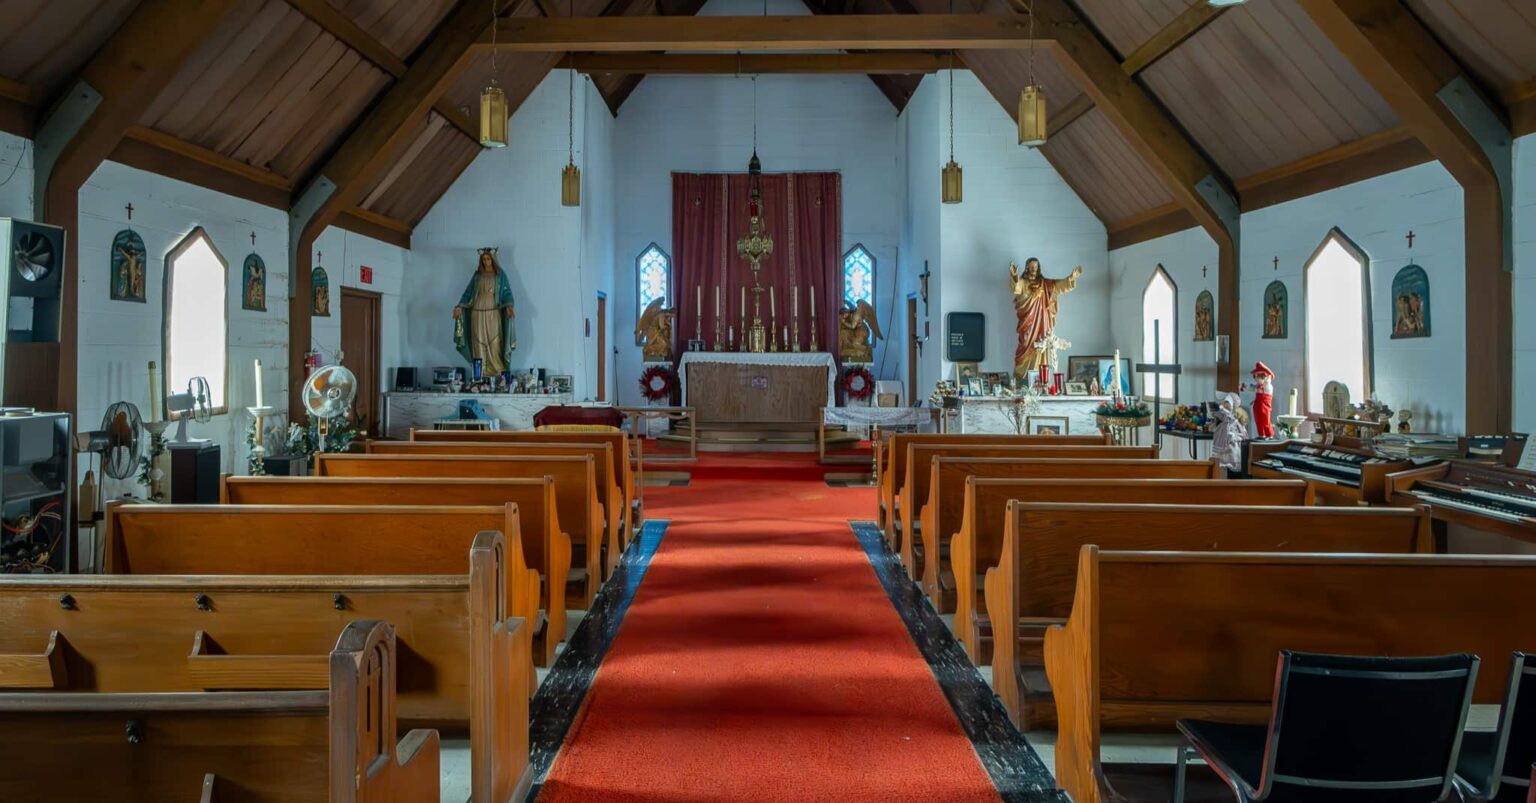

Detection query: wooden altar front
(678, 352), (836, 426)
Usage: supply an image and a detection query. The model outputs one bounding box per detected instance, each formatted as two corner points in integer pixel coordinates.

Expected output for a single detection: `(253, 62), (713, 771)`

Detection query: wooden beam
(289, 0), (498, 416)
(112, 126), (293, 210)
(1106, 203), (1197, 251)
(337, 208), (413, 250)
(1120, 2), (1227, 76)
(572, 51), (947, 74)
(21, 0), (241, 414)
(1027, 0), (1242, 388)
(283, 0), (480, 142)
(1298, 0), (1513, 432)
(482, 14), (1041, 51)
(1046, 92), (1094, 138)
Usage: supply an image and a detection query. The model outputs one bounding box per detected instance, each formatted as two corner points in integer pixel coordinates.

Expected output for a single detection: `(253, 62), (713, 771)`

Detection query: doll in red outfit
(1251, 361), (1275, 439)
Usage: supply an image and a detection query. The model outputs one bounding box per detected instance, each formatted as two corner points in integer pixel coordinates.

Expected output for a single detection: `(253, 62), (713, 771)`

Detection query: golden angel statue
(1010, 258), (1082, 377)
(838, 299), (883, 363)
(634, 298), (676, 363)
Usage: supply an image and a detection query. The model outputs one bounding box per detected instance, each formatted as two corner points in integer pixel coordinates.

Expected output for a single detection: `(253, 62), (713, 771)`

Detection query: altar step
(657, 423), (864, 453)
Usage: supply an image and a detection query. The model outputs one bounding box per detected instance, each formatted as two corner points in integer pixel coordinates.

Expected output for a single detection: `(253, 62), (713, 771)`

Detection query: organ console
(1387, 461), (1536, 546)
(1248, 440), (1417, 504)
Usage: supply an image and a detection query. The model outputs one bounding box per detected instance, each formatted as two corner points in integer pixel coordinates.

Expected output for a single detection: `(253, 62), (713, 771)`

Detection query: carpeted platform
(538, 452), (1001, 802)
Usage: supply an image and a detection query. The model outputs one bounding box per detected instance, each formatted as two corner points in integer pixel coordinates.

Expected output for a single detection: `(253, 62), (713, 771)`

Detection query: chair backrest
(1487, 652), (1536, 801)
(1261, 650), (1478, 801)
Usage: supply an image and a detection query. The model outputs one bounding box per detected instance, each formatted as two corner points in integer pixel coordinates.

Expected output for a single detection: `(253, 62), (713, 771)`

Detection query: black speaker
(169, 442), (221, 504)
(0, 219), (65, 344)
(394, 367), (418, 391)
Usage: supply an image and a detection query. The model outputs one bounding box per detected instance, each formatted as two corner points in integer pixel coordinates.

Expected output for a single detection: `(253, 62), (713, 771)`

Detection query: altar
(954, 395), (1111, 436)
(678, 352), (837, 426)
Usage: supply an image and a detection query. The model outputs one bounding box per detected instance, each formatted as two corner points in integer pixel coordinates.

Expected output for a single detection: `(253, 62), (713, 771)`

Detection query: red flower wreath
(638, 365), (677, 402)
(842, 365), (875, 401)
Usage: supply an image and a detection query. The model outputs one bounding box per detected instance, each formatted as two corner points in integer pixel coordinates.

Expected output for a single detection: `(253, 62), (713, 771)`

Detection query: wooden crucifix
(1135, 319), (1182, 450)
(1406, 230), (1416, 248)
(124, 203), (134, 220)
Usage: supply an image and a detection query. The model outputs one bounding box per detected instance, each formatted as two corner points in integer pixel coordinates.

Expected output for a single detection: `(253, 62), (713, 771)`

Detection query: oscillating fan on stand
(303, 365), (357, 452)
(74, 401), (143, 571)
(167, 376), (214, 443)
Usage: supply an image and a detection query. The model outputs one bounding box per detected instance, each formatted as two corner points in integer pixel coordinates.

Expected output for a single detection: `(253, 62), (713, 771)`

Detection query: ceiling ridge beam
(1297, 0), (1512, 432)
(480, 14), (1043, 51)
(288, 0), (504, 416)
(573, 51), (948, 74)
(1119, 2), (1227, 77)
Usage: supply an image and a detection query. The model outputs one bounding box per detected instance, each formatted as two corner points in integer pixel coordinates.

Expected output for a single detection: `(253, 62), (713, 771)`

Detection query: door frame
(339, 286), (382, 437)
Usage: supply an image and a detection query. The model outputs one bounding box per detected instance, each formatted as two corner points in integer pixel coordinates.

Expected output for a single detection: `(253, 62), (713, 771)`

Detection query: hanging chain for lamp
(1018, 0), (1048, 147)
(561, 0), (581, 206)
(941, 0), (962, 204)
(479, 0), (508, 147)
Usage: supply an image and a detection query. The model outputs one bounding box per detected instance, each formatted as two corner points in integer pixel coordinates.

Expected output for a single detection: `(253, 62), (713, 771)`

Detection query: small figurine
(1251, 361), (1275, 439)
(1211, 392), (1249, 472)
(1398, 409), (1413, 434)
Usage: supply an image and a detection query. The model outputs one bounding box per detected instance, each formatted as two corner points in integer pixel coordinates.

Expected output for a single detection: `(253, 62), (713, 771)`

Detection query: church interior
(1, 0), (1535, 800)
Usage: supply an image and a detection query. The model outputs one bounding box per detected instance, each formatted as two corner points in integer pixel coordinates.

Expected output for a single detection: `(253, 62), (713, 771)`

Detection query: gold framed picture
(1063, 381), (1090, 396)
(1026, 415), (1070, 435)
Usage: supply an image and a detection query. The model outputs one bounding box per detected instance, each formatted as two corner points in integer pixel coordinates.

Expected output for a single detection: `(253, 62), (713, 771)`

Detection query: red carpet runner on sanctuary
(539, 453), (1001, 801)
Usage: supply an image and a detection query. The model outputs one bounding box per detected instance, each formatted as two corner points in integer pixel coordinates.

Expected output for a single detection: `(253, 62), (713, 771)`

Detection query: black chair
(1173, 651), (1479, 803)
(1456, 652), (1536, 802)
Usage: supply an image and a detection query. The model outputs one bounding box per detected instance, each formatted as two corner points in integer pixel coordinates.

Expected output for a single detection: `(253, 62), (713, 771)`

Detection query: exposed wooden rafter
(1119, 2), (1228, 77)
(480, 14), (1041, 51)
(1047, 92), (1094, 138)
(283, 0), (480, 141)
(574, 51), (948, 74)
(1298, 0), (1513, 432)
(289, 0), (502, 415)
(22, 0), (242, 414)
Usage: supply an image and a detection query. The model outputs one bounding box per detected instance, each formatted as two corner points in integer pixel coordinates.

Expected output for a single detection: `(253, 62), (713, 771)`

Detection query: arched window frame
(1302, 227), (1374, 413)
(842, 243), (875, 309)
(162, 226), (230, 417)
(635, 242), (671, 319)
(1141, 264), (1177, 403)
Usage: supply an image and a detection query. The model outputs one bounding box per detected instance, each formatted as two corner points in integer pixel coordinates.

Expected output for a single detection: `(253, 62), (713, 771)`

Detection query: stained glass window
(842, 245), (874, 309)
(637, 243), (670, 317)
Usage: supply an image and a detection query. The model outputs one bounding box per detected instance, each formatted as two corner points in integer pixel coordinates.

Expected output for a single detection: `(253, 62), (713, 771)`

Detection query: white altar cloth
(823, 406), (932, 429)
(677, 351), (838, 406)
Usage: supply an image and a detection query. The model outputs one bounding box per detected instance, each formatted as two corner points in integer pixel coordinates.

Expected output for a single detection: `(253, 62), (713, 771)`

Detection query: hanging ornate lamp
(561, 51), (581, 207)
(941, 50), (962, 204)
(1018, 0), (1048, 147)
(479, 0), (508, 148)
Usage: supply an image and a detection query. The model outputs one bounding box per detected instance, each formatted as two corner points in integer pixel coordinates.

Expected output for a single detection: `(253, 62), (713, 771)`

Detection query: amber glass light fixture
(941, 49), (962, 204)
(561, 53), (581, 207)
(479, 0), (507, 148)
(1018, 84), (1047, 147)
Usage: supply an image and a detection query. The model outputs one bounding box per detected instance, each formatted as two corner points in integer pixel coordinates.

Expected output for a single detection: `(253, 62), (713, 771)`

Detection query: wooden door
(596, 293), (607, 401)
(907, 296), (919, 405)
(340, 287), (381, 437)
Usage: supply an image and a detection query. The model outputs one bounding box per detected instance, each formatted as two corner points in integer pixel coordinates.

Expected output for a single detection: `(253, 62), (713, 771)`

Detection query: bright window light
(165, 229), (228, 412)
(1304, 233), (1369, 411)
(843, 245), (875, 308)
(637, 243), (670, 317)
(1142, 267), (1176, 402)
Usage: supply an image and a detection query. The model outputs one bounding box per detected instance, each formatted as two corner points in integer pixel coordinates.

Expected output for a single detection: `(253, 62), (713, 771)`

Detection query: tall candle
(810, 286), (815, 317)
(793, 285), (798, 317)
(1111, 349), (1122, 395)
(147, 361), (160, 421)
(696, 286), (702, 317)
(1288, 387), (1298, 417)
(254, 359), (264, 408)
(770, 287), (776, 317)
(715, 286), (721, 316)
(741, 287), (746, 320)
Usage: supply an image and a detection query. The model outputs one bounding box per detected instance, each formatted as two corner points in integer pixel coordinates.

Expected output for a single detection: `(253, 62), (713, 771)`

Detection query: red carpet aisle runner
(539, 453), (1001, 802)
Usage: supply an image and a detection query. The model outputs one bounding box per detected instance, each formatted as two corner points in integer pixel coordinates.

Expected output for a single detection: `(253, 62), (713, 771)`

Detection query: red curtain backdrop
(672, 172), (842, 362)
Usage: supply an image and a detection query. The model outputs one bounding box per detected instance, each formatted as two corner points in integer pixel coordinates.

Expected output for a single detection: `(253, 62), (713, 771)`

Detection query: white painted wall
(901, 74), (943, 402)
(1108, 160), (1471, 433)
(406, 69), (606, 400)
(1514, 132), (1536, 435)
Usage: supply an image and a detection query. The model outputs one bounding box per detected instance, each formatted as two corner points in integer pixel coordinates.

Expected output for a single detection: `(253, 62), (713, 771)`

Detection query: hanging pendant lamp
(1018, 0), (1048, 147)
(479, 0), (507, 148)
(941, 51), (962, 204)
(561, 52), (581, 207)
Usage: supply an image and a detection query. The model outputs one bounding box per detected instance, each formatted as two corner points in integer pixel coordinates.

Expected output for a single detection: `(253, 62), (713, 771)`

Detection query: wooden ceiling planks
(363, 121), (484, 223)
(0, 0), (139, 98)
(327, 0), (462, 59)
(1136, 0), (1399, 179)
(1068, 0), (1193, 59)
(1404, 0), (1536, 103)
(1044, 108), (1176, 223)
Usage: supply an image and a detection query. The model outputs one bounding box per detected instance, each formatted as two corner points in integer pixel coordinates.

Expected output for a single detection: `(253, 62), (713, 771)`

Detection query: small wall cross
(250, 231), (257, 247)
(1406, 230), (1416, 248)
(1201, 265), (1207, 278)
(1272, 256), (1279, 271)
(124, 203), (134, 220)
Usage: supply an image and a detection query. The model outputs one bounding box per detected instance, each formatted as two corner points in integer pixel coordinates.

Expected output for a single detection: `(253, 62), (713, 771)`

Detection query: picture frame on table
(1063, 381), (1089, 396)
(1066, 355), (1134, 397)
(1026, 415), (1070, 435)
(550, 375), (573, 394)
(983, 372), (1013, 395)
(966, 376), (985, 397)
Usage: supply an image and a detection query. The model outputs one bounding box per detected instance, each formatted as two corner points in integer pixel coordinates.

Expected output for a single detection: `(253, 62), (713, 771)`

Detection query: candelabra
(247, 405), (274, 475)
(808, 312), (819, 352)
(713, 315), (726, 351)
(791, 313), (801, 352)
(769, 312), (779, 352)
(748, 286), (767, 353)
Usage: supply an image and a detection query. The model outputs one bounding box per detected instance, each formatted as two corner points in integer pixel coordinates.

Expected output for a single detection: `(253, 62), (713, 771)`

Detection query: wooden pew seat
(0, 620), (439, 802)
(1044, 548), (1536, 803)
(223, 475), (571, 666)
(985, 502), (1432, 729)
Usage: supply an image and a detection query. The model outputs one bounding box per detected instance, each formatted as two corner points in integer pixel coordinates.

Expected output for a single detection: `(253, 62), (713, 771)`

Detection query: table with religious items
(381, 390), (574, 438)
(955, 395), (1112, 435)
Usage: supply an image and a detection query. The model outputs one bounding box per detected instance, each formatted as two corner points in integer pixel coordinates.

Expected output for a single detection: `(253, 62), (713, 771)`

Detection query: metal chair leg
(1174, 744), (1193, 803)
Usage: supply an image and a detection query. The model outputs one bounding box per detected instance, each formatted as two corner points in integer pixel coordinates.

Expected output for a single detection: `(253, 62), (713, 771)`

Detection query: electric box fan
(0, 218), (65, 344)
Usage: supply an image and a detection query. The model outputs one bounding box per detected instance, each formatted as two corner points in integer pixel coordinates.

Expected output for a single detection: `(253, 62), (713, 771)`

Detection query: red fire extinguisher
(305, 350), (322, 377)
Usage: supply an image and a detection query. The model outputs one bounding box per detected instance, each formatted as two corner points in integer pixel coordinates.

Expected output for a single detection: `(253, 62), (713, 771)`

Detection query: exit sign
(359, 266), (373, 284)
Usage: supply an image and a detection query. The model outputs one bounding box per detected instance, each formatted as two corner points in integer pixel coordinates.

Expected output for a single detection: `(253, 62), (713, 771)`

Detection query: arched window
(163, 227), (229, 414)
(1304, 228), (1372, 412)
(1141, 265), (1177, 402)
(842, 244), (874, 308)
(636, 243), (670, 317)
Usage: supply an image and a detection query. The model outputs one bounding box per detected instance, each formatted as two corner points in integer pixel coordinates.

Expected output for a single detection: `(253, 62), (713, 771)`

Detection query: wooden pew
(411, 428), (639, 534)
(944, 472), (1306, 661)
(1045, 548), (1536, 803)
(222, 474), (571, 666)
(986, 502), (1433, 729)
(0, 532), (529, 802)
(368, 440), (626, 577)
(0, 620), (439, 802)
(900, 444), (1160, 576)
(103, 502), (540, 690)
(878, 432), (1108, 543)
(315, 453), (605, 606)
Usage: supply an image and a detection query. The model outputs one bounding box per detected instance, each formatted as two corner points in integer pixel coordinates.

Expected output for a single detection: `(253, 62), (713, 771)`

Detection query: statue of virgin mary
(452, 248), (517, 373)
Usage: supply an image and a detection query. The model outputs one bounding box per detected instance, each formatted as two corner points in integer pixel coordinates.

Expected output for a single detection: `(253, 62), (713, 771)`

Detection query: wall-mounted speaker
(0, 218), (66, 344)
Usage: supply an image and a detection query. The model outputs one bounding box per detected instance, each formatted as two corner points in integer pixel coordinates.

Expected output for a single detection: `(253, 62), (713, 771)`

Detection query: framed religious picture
(966, 376), (985, 397)
(954, 361), (980, 391)
(312, 266), (330, 316)
(550, 375), (574, 395)
(1027, 415), (1069, 435)
(984, 372), (1012, 395)
(1066, 355), (1101, 387)
(1262, 280), (1287, 339)
(1390, 264), (1430, 339)
(110, 229), (147, 302)
(1193, 290), (1215, 341)
(1064, 381), (1089, 396)
(1069, 355), (1134, 397)
(242, 253), (267, 311)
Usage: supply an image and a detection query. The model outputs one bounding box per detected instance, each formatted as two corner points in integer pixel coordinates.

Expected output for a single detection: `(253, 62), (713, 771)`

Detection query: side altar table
(955, 395), (1113, 436)
(678, 352), (837, 426)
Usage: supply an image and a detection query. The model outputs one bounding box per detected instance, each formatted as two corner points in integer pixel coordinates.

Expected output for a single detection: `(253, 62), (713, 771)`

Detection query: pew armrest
(0, 631), (68, 689)
(380, 728), (442, 802)
(187, 632), (329, 690)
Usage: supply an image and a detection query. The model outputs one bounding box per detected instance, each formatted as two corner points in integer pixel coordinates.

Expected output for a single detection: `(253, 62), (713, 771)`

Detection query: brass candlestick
(748, 286), (767, 353)
(713, 314), (725, 351)
(769, 311), (779, 352)
(791, 313), (801, 352)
